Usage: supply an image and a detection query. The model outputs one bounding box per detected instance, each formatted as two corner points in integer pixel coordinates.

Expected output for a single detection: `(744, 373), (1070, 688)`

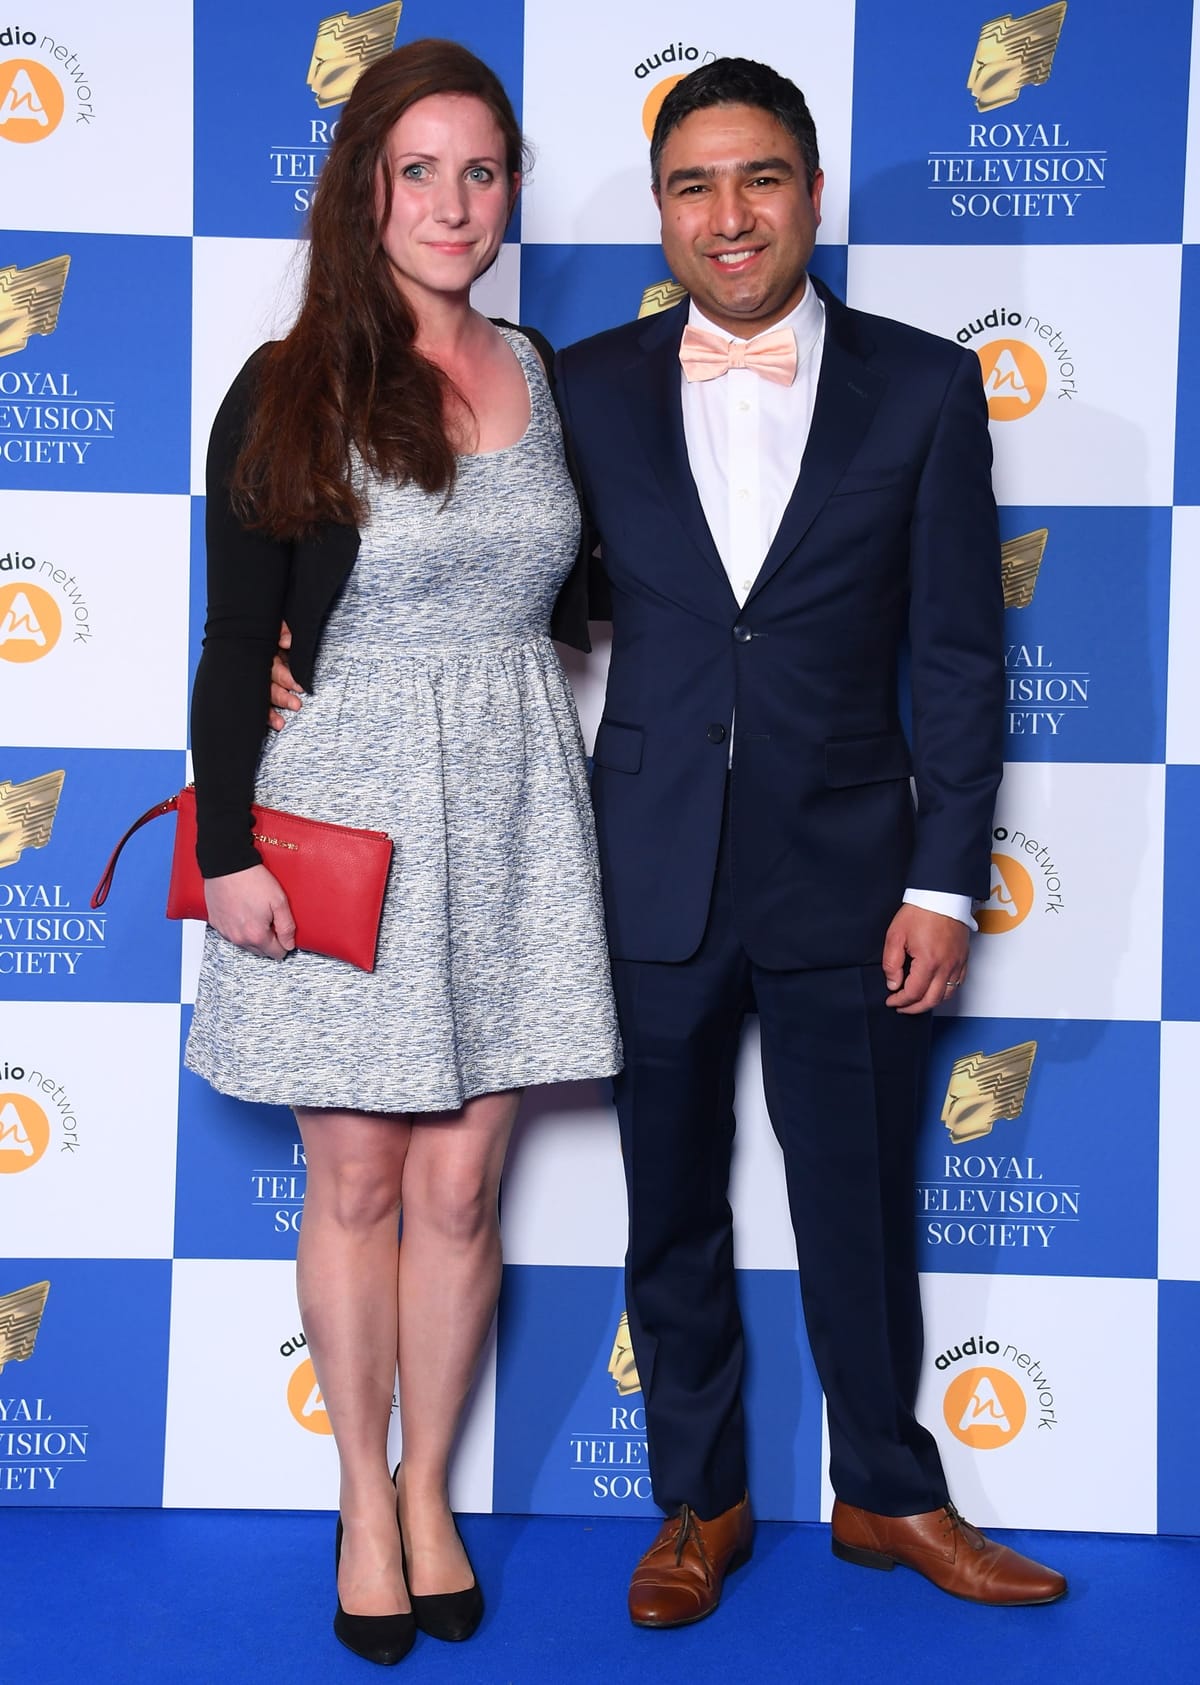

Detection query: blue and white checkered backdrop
(2, 0), (1198, 1536)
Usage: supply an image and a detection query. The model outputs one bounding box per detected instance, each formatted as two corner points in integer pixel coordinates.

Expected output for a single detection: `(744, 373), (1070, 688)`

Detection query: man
(552, 58), (1065, 1623)
(270, 54), (1066, 1622)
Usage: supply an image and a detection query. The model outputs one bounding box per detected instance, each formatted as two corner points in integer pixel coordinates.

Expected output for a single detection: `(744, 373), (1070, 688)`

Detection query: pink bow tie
(678, 323), (798, 386)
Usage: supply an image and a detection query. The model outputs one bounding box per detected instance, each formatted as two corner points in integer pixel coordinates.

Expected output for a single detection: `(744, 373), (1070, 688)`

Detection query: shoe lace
(671, 1505), (713, 1579)
(942, 1502), (986, 1552)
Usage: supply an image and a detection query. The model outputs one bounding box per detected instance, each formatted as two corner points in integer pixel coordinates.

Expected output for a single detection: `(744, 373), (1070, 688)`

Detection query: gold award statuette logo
(1001, 528), (1049, 609)
(0, 1092), (52, 1171)
(307, 3), (402, 110)
(0, 58), (65, 142)
(0, 254), (70, 359)
(967, 4), (1068, 114)
(0, 1279), (50, 1372)
(941, 1040), (1037, 1145)
(607, 1311), (642, 1396)
(0, 768), (66, 868)
(638, 279), (687, 319)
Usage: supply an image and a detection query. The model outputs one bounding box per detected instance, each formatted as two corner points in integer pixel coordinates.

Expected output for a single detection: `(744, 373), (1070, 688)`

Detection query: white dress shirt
(680, 283), (974, 931)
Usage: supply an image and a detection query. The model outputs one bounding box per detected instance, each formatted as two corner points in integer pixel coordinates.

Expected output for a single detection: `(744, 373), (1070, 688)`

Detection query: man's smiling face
(654, 102), (824, 339)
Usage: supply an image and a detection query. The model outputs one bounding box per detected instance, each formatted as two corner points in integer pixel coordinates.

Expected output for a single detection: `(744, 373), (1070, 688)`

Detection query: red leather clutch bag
(91, 787), (394, 972)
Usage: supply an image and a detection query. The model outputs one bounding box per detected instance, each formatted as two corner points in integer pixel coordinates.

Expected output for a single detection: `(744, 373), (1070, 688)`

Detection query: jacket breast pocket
(827, 466), (908, 499)
(825, 732), (913, 788)
(592, 720), (644, 774)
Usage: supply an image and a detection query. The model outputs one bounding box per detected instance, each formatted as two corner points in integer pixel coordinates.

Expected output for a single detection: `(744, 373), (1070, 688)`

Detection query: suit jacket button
(707, 723), (727, 744)
(733, 624), (753, 643)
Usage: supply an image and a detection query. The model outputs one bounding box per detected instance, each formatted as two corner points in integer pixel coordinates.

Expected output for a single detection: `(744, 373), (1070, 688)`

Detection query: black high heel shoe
(392, 1466), (484, 1643)
(333, 1516), (417, 1666)
(404, 1537), (483, 1643)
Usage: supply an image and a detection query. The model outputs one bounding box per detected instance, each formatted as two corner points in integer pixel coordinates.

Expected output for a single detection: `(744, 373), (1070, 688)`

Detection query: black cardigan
(191, 323), (596, 879)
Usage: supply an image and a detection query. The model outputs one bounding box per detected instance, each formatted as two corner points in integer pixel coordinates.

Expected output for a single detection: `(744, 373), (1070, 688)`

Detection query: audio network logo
(631, 38), (715, 142)
(926, 6), (1107, 224)
(0, 1091), (49, 1170)
(955, 305), (1080, 416)
(0, 23), (97, 142)
(0, 1060), (81, 1170)
(272, 4), (403, 213)
(0, 769), (108, 980)
(282, 1335), (333, 1434)
(0, 581), (60, 659)
(0, 549), (93, 662)
(934, 1330), (1058, 1446)
(977, 822), (1066, 934)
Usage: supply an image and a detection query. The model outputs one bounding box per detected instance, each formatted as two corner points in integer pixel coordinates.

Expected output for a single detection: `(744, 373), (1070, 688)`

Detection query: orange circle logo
(0, 582), (62, 662)
(642, 74), (685, 140)
(287, 1357), (332, 1434)
(0, 60), (65, 143)
(944, 1366), (1027, 1448)
(975, 852), (1035, 935)
(0, 1092), (51, 1172)
(977, 338), (1047, 421)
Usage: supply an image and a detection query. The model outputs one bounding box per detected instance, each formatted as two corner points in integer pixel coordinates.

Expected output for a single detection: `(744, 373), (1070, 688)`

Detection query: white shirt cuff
(902, 888), (977, 932)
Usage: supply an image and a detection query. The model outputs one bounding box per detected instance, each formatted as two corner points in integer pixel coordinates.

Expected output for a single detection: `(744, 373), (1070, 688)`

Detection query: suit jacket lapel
(746, 283), (887, 607)
(620, 304), (732, 597)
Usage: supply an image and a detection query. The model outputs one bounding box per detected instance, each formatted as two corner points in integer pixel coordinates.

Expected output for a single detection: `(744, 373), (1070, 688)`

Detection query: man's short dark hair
(650, 57), (821, 192)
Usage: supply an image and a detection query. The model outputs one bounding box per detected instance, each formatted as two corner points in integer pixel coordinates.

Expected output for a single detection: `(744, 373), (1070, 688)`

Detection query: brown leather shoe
(628, 1493), (754, 1628)
(831, 1499), (1067, 1605)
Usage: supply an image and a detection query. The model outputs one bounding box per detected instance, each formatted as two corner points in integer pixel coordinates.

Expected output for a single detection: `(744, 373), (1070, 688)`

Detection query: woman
(185, 38), (621, 1667)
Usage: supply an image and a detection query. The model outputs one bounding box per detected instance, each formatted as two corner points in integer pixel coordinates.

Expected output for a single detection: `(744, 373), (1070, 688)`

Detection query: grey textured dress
(185, 328), (622, 1112)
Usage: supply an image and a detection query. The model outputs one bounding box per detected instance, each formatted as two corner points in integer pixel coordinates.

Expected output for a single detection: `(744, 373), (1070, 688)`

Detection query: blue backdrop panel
(1162, 767), (1200, 1023)
(194, 0), (528, 238)
(492, 1265), (826, 1523)
(0, 233), (191, 494)
(1158, 1280), (1200, 1534)
(0, 747), (185, 1003)
(493, 1266), (658, 1519)
(175, 1009), (304, 1261)
(1175, 244), (1200, 504)
(921, 1018), (1160, 1279)
(0, 1259), (171, 1507)
(1000, 507), (1170, 764)
(849, 0), (1191, 244)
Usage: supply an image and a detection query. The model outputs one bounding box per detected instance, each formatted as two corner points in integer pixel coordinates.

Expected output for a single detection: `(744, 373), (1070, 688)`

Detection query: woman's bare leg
(295, 1106), (412, 1617)
(394, 1090), (519, 1595)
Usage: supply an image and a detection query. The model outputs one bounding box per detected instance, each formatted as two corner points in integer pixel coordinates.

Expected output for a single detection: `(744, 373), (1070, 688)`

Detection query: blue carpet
(2, 1511), (1197, 1684)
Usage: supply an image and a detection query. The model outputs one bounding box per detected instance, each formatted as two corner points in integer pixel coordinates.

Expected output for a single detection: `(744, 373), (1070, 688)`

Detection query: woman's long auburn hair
(230, 38), (525, 538)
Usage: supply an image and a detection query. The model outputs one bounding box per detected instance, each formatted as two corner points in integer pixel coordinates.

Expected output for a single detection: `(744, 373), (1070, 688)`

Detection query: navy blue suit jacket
(556, 280), (1005, 969)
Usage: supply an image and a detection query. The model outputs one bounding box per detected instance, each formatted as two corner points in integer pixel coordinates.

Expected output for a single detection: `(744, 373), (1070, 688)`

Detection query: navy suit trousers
(611, 798), (950, 1520)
